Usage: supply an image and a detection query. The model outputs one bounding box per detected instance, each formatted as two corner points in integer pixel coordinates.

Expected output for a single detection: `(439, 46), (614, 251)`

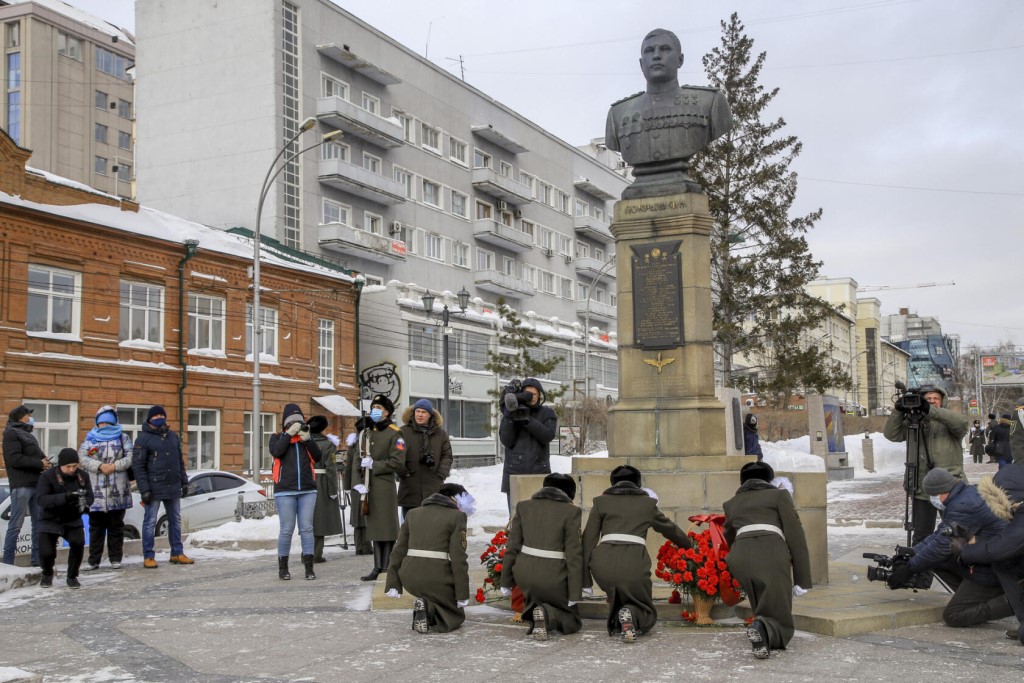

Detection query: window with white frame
(593, 206), (604, 221)
(556, 190), (571, 214)
(425, 233), (444, 261)
(575, 198), (588, 216)
(558, 234), (572, 256)
(594, 247), (605, 261)
(57, 31), (82, 60)
(538, 227), (554, 250)
(364, 274), (384, 286)
(499, 161), (513, 178)
(188, 293), (225, 353)
(23, 401), (76, 459)
(451, 190), (468, 218)
(318, 318), (335, 387)
(362, 152), (381, 174)
(27, 264), (80, 337)
(421, 123), (441, 153)
(187, 409), (219, 470)
(409, 323), (440, 363)
(449, 138), (467, 165)
(365, 213), (382, 235)
(576, 242), (590, 258)
(610, 293), (617, 307)
(321, 73), (348, 99)
(115, 405), (148, 443)
(322, 199), (350, 224)
(560, 277), (574, 299)
(243, 412), (277, 472)
(519, 171), (535, 195)
(523, 264), (536, 287)
(502, 256), (516, 276)
(422, 179), (442, 208)
(477, 248), (494, 271)
(541, 271), (556, 294)
(473, 148), (492, 169)
(395, 110), (415, 142)
(96, 46), (129, 80)
(594, 288), (607, 303)
(119, 281), (163, 345)
(537, 181), (552, 205)
(361, 92), (379, 114)
(322, 141), (349, 161)
(394, 167), (414, 198)
(521, 220), (535, 240)
(245, 304), (278, 361)
(453, 242), (469, 268)
(578, 282), (590, 301)
(398, 225), (417, 254)
(475, 201), (492, 220)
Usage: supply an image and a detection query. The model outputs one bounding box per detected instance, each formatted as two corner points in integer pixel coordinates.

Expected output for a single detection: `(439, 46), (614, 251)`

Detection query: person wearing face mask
(345, 394), (407, 581)
(78, 405), (134, 571)
(398, 399), (453, 518)
(3, 404), (50, 566)
(884, 468), (1013, 628)
(35, 449), (94, 588)
(132, 405), (193, 569)
(269, 403), (322, 580)
(743, 413), (763, 462)
(384, 483), (472, 633)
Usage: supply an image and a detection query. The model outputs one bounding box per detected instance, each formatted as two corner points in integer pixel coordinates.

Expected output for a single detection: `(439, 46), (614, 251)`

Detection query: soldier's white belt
(735, 523), (784, 539)
(407, 549), (451, 561)
(313, 469), (327, 474)
(521, 546), (566, 559)
(599, 533), (646, 545)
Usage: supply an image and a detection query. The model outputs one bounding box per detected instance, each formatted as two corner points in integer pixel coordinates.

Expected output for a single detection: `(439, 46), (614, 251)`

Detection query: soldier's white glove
(582, 587), (594, 596)
(353, 484), (368, 495)
(567, 600), (576, 607)
(346, 432), (358, 447)
(361, 456), (374, 470)
(793, 585), (808, 597)
(385, 588), (401, 598)
(641, 487), (660, 502)
(500, 587), (512, 597)
(456, 599), (469, 608)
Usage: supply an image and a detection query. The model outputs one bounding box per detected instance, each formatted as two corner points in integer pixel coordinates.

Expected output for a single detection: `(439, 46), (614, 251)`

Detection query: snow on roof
(8, 0), (135, 45)
(0, 191), (354, 284)
(27, 165), (121, 200)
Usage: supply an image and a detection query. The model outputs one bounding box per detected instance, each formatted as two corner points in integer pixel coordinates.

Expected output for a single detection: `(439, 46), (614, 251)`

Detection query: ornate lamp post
(420, 286), (471, 423)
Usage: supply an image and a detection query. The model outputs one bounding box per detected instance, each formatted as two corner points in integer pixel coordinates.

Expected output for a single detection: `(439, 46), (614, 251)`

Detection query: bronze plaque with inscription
(631, 241), (683, 349)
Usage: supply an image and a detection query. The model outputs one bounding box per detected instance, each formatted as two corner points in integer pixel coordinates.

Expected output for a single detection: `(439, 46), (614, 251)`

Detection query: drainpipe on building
(176, 240), (200, 436)
(353, 275), (365, 411)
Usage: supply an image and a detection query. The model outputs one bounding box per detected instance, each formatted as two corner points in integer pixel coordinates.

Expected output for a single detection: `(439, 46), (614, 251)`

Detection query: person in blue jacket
(269, 403), (322, 581)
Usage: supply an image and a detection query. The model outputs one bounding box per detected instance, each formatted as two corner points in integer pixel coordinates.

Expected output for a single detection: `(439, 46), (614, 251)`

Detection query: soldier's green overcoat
(342, 435), (371, 554)
(345, 420), (407, 542)
(310, 432), (344, 537)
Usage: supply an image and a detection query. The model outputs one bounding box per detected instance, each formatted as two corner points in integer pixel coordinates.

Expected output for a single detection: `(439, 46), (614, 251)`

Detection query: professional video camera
(939, 521), (972, 540)
(862, 546), (933, 591)
(893, 380), (927, 417)
(502, 379), (532, 422)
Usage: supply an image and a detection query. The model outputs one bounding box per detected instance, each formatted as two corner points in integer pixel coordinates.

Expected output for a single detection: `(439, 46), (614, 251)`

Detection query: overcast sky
(75, 0), (1024, 351)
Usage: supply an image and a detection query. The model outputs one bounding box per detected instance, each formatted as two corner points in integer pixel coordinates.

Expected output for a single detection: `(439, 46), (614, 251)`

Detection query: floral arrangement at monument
(475, 529), (508, 603)
(655, 515), (743, 624)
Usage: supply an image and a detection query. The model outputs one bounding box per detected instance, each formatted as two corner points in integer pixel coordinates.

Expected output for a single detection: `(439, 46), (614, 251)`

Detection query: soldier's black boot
(412, 598), (428, 634)
(380, 541), (394, 572)
(532, 606), (549, 641)
(278, 556), (290, 580)
(618, 607), (636, 644)
(302, 554), (316, 580)
(313, 536), (326, 563)
(747, 619), (770, 659)
(361, 543), (382, 581)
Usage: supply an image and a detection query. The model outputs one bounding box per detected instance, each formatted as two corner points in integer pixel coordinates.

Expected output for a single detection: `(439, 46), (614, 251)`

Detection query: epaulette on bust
(611, 91), (643, 107)
(681, 84), (719, 92)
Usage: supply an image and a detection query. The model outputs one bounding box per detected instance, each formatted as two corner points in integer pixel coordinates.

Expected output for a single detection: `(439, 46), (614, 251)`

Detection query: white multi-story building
(134, 0), (627, 463)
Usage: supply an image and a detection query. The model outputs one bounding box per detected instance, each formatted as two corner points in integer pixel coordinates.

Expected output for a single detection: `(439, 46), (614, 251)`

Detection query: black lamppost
(421, 286), (471, 422)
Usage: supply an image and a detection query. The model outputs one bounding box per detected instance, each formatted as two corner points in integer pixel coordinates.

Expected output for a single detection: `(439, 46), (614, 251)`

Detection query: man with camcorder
(499, 378), (557, 513)
(884, 384), (969, 543)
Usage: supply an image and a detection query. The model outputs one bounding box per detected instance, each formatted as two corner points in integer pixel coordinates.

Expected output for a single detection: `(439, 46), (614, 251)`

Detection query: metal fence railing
(234, 491), (276, 522)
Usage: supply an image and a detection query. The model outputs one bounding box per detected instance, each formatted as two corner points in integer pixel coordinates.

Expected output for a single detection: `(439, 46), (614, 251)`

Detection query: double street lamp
(250, 117), (343, 485)
(420, 287), (471, 423)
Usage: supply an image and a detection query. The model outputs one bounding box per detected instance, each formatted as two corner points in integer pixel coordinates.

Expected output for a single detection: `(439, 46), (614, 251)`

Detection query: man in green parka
(723, 461), (811, 660)
(501, 473), (583, 641)
(582, 465), (691, 643)
(384, 483), (471, 633)
(884, 384), (969, 543)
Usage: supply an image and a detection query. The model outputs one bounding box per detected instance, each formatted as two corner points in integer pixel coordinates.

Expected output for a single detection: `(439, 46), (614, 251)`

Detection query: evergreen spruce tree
(691, 12), (851, 403)
(484, 300), (565, 406)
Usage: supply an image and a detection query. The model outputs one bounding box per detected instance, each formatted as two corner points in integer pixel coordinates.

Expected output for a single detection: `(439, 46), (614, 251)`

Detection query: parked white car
(0, 470), (266, 557)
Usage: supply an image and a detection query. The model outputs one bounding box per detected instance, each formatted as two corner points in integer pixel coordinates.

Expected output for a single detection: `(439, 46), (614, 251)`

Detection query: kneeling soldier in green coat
(385, 483), (472, 633)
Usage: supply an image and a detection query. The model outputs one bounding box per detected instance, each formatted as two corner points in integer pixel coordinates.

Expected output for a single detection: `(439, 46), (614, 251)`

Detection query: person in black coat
(499, 378), (557, 512)
(2, 405), (50, 566)
(743, 413), (764, 461)
(268, 403), (322, 580)
(990, 415), (1013, 469)
(35, 449), (94, 588)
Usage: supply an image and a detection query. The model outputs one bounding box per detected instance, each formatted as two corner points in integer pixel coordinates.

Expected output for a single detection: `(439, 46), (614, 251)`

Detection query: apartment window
(576, 242), (590, 258)
(6, 51), (20, 143)
(95, 90), (108, 110)
(117, 130), (132, 150)
(361, 92), (379, 114)
(461, 331), (490, 371)
(188, 293), (225, 353)
(499, 161), (513, 178)
(422, 179), (442, 208)
(473, 148), (492, 169)
(322, 199), (349, 225)
(477, 248), (494, 271)
(523, 265), (536, 287)
(425, 233), (444, 261)
(501, 211), (514, 227)
(538, 227), (554, 250)
(443, 400), (490, 438)
(245, 304), (277, 361)
(453, 242), (469, 268)
(117, 98), (132, 119)
(57, 31), (82, 60)
(243, 412), (277, 472)
(593, 206), (604, 222)
(541, 272), (556, 294)
(318, 319), (335, 387)
(322, 140), (348, 161)
(594, 247), (605, 261)
(119, 281), (164, 345)
(502, 256), (516, 276)
(519, 172), (535, 196)
(521, 220), (535, 240)
(365, 212), (382, 235)
(560, 277), (574, 300)
(187, 409), (219, 470)
(94, 156), (107, 175)
(451, 190), (468, 218)
(5, 22), (20, 47)
(537, 181), (552, 205)
(449, 137), (467, 165)
(394, 167), (414, 198)
(409, 323), (439, 363)
(558, 234), (572, 256)
(321, 73), (348, 99)
(116, 163), (132, 182)
(23, 401), (75, 460)
(395, 110), (414, 142)
(421, 124), (441, 153)
(475, 201), (492, 220)
(114, 406), (148, 443)
(27, 264), (80, 337)
(96, 46), (129, 80)
(398, 225), (417, 254)
(364, 275), (384, 286)
(578, 282), (590, 301)
(95, 123), (108, 144)
(362, 152), (381, 174)
(556, 190), (571, 214)
(575, 199), (588, 217)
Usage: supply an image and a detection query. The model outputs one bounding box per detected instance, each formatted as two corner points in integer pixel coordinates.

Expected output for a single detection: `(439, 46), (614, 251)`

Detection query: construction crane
(856, 281), (955, 292)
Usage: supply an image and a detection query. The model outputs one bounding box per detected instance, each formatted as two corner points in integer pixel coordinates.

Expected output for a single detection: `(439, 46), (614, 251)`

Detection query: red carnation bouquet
(475, 529), (507, 603)
(655, 515), (743, 623)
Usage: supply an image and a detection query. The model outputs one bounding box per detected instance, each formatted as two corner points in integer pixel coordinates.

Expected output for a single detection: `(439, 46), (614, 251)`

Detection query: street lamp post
(250, 118), (343, 485)
(584, 255), (617, 398)
(421, 287), (471, 424)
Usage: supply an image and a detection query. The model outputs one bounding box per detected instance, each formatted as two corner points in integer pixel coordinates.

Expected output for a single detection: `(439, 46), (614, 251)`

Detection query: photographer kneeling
(884, 384), (969, 543)
(499, 379), (557, 514)
(35, 449), (94, 588)
(886, 469), (1013, 628)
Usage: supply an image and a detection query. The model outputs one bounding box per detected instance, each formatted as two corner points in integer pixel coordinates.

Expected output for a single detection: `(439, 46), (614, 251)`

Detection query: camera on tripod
(502, 379), (532, 422)
(862, 547), (933, 591)
(893, 380), (926, 417)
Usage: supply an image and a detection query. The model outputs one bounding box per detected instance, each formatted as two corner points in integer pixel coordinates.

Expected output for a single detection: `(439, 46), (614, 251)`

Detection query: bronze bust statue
(606, 28), (732, 198)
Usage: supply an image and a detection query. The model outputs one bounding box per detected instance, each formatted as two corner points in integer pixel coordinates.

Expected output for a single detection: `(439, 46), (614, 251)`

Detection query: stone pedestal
(807, 394), (855, 481)
(862, 435), (875, 472)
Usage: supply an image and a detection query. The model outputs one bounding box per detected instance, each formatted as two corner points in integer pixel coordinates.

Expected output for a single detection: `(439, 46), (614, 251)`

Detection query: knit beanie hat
(610, 465), (642, 487)
(146, 405), (166, 422)
(282, 403), (305, 427)
(543, 473), (577, 500)
(413, 398), (434, 413)
(922, 468), (957, 495)
(307, 415), (329, 434)
(58, 448), (79, 466)
(95, 405), (118, 425)
(740, 461), (775, 484)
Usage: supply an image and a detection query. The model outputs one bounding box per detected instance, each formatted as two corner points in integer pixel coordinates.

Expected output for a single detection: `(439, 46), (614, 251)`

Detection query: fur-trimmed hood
(401, 404), (444, 429)
(602, 481), (648, 495)
(978, 475), (1016, 522)
(531, 486), (573, 503)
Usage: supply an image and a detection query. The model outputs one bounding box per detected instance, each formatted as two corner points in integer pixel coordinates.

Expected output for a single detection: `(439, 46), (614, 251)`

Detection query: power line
(800, 176), (1024, 197)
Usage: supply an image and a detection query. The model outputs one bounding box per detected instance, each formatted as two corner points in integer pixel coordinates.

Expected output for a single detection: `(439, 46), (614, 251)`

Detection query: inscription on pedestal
(631, 240), (683, 349)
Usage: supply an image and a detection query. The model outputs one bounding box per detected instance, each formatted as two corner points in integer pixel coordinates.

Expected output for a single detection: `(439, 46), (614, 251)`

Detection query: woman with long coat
(582, 465), (690, 643)
(501, 473), (583, 640)
(398, 399), (453, 517)
(78, 405), (134, 571)
(968, 422), (986, 464)
(308, 415), (344, 563)
(723, 461), (811, 660)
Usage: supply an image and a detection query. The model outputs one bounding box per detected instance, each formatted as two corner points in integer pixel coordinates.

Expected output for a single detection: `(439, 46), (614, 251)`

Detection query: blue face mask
(369, 408), (384, 423)
(930, 495), (945, 511)
(26, 417), (35, 426)
(150, 417), (167, 428)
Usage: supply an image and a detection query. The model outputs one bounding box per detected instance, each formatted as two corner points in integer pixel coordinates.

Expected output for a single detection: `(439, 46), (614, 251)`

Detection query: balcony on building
(473, 269), (536, 298)
(473, 218), (534, 253)
(471, 168), (534, 205)
(573, 177), (617, 202)
(319, 221), (407, 264)
(575, 256), (616, 280)
(319, 158), (407, 205)
(470, 124), (528, 154)
(316, 44), (401, 85)
(316, 97), (404, 149)
(578, 299), (617, 322)
(573, 214), (613, 244)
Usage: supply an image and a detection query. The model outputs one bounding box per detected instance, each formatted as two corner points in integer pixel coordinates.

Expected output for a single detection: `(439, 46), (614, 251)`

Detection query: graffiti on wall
(360, 361), (401, 408)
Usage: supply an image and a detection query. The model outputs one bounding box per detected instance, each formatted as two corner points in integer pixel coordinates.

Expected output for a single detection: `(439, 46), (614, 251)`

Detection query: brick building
(0, 129), (358, 477)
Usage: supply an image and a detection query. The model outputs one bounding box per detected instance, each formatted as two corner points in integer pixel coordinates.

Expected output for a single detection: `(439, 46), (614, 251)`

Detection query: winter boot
(40, 573), (53, 588)
(747, 619), (770, 659)
(302, 554), (316, 580)
(532, 606), (549, 641)
(314, 536), (326, 563)
(412, 598), (429, 634)
(361, 543), (382, 581)
(278, 556), (291, 581)
(618, 607), (636, 643)
(379, 541), (394, 572)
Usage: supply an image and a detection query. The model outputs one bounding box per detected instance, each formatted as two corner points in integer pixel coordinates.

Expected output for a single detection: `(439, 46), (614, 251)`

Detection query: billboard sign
(980, 353), (1024, 386)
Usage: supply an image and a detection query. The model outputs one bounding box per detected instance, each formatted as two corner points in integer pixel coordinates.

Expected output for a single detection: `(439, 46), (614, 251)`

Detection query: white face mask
(929, 495), (945, 511)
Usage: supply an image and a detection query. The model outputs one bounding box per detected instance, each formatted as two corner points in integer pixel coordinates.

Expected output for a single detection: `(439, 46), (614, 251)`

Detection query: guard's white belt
(407, 549), (451, 561)
(313, 469), (327, 474)
(735, 523), (784, 539)
(599, 533), (646, 545)
(521, 545), (566, 560)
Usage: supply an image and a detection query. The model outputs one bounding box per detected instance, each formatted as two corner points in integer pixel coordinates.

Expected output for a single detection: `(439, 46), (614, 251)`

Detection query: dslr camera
(68, 488), (90, 515)
(862, 547), (933, 591)
(502, 379), (532, 422)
